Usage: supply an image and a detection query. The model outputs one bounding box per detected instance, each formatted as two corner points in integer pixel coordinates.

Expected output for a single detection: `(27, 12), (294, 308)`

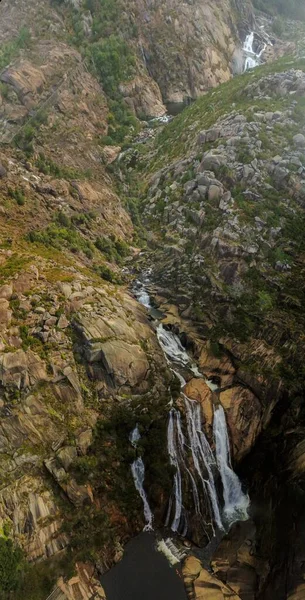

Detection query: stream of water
(132, 278), (249, 539)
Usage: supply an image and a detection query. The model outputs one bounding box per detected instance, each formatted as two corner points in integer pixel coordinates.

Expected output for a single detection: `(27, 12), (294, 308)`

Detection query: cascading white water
(184, 397), (223, 531)
(134, 281), (151, 308)
(167, 409), (184, 532)
(132, 277), (250, 537)
(131, 457), (154, 531)
(243, 31), (267, 72)
(157, 324), (190, 366)
(243, 31), (255, 53)
(213, 405), (250, 524)
(130, 424), (141, 447)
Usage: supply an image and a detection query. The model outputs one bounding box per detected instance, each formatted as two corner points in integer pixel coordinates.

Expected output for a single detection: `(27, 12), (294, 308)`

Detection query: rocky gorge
(0, 0), (305, 599)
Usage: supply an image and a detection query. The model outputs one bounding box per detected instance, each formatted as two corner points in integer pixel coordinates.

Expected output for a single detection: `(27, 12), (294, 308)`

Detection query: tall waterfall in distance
(213, 405), (250, 524)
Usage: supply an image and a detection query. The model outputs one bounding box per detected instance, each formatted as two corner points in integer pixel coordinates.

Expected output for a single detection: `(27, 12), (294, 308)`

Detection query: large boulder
(0, 349), (47, 391)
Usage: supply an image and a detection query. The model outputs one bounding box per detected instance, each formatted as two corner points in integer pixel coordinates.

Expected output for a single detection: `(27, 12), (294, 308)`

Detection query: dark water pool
(101, 532), (188, 600)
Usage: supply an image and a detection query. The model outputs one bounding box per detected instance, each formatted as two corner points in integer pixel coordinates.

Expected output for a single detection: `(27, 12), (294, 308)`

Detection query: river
(101, 532), (187, 600)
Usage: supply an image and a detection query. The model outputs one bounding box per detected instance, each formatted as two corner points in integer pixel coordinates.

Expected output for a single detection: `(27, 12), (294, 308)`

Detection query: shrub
(0, 538), (23, 595)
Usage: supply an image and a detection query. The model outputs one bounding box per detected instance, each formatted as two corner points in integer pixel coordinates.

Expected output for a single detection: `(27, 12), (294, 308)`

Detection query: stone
(199, 346), (235, 387)
(58, 283), (72, 299)
(0, 163), (7, 178)
(219, 386), (262, 460)
(0, 284), (12, 300)
(198, 185), (207, 198)
(293, 134), (305, 148)
(184, 180), (197, 195)
(57, 314), (69, 329)
(208, 185), (222, 202)
(57, 563), (106, 600)
(0, 298), (12, 326)
(77, 429), (93, 455)
(184, 379), (214, 430)
(0, 349), (47, 390)
(57, 446), (77, 471)
(206, 128), (220, 142)
(183, 556), (241, 599)
(199, 153), (226, 172)
(97, 340), (149, 388)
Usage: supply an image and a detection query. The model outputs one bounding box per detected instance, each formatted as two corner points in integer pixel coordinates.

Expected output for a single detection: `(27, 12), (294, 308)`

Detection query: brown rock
(184, 378), (214, 430)
(0, 163), (7, 178)
(183, 556), (241, 599)
(1, 60), (46, 107)
(57, 562), (106, 599)
(120, 75), (166, 118)
(0, 283), (13, 299)
(98, 339), (149, 388)
(199, 344), (235, 387)
(102, 145), (121, 164)
(219, 386), (262, 461)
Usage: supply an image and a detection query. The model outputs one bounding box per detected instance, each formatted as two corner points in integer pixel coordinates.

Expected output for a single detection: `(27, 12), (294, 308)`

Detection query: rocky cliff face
(129, 0), (254, 105)
(121, 53), (305, 599)
(0, 0), (304, 598)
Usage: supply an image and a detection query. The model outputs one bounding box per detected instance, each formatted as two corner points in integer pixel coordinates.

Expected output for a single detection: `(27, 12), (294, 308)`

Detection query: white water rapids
(131, 278), (249, 539)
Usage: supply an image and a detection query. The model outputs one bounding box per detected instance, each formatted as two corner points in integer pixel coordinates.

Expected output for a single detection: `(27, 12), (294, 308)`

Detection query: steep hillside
(0, 1), (304, 600)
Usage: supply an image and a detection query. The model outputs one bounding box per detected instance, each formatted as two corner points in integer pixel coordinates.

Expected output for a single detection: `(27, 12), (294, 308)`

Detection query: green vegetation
(8, 188), (26, 206)
(35, 153), (91, 180)
(0, 538), (23, 598)
(14, 111), (49, 157)
(12, 553), (75, 600)
(95, 234), (130, 264)
(253, 0), (305, 20)
(66, 0), (140, 144)
(0, 27), (31, 72)
(26, 212), (95, 259)
(137, 55), (305, 174)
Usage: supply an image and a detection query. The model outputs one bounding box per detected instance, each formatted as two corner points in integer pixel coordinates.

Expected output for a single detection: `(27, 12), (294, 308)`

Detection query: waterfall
(131, 458), (154, 531)
(167, 410), (184, 532)
(133, 281), (151, 308)
(184, 397), (223, 531)
(213, 405), (250, 524)
(130, 424), (141, 447)
(243, 31), (255, 53)
(131, 275), (250, 539)
(130, 425), (154, 530)
(157, 324), (190, 366)
(243, 31), (267, 71)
